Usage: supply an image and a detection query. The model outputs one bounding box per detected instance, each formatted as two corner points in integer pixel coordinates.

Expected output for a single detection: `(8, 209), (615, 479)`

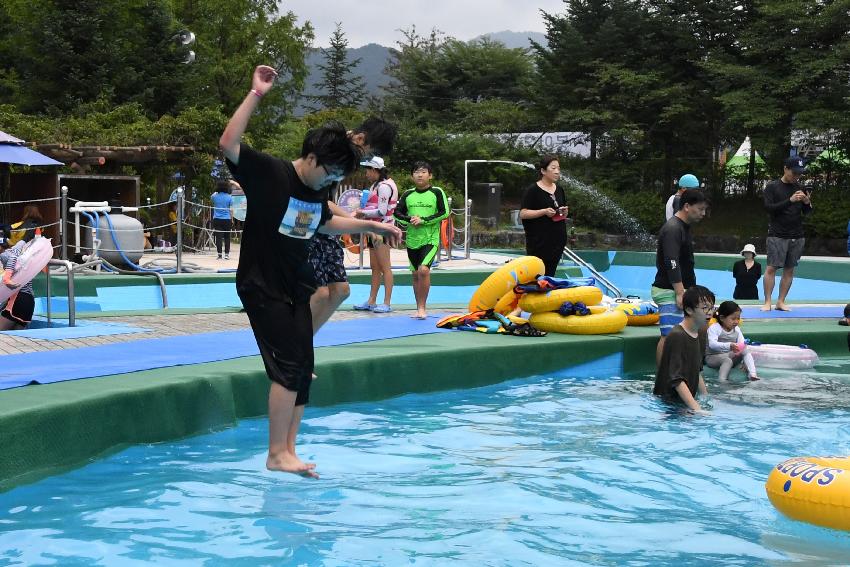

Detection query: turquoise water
(3, 361), (850, 565)
(578, 264), (850, 301)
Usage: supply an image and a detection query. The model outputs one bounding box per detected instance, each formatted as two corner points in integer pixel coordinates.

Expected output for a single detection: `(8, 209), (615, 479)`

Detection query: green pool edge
(1, 319), (847, 492)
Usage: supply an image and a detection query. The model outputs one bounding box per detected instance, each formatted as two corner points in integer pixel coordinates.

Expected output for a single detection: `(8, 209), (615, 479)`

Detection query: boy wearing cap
(665, 174), (699, 221)
(732, 243), (762, 300)
(762, 156), (812, 312)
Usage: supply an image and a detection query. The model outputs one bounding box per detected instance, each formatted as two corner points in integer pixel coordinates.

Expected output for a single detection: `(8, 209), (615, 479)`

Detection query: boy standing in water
(220, 65), (401, 478)
(653, 285), (716, 414)
(393, 162), (449, 319)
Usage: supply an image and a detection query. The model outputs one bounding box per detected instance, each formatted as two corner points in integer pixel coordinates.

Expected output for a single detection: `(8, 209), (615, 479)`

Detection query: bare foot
(760, 304), (772, 312)
(266, 454), (319, 478)
(749, 376), (760, 381)
(775, 303), (792, 312)
(416, 310), (428, 320)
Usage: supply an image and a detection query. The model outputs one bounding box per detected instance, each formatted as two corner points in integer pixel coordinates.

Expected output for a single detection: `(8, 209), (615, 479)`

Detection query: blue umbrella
(0, 130), (63, 166)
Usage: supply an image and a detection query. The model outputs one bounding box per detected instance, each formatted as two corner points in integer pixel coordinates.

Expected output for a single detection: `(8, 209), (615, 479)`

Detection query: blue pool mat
(2, 319), (150, 340)
(740, 305), (846, 319)
(0, 315), (450, 390)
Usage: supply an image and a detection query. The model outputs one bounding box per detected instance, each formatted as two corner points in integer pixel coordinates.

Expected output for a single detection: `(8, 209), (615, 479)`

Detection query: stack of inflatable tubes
(467, 255), (628, 335)
(611, 299), (660, 326)
(766, 456), (850, 531)
(519, 285), (627, 335)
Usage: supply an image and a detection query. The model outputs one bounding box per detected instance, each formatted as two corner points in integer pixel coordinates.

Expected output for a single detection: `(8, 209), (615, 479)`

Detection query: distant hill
(473, 30), (547, 49)
(296, 31), (547, 114)
(298, 43), (390, 114)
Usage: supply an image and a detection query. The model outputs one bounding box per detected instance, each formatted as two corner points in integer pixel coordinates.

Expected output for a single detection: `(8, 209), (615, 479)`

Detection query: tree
(3, 0), (187, 116)
(172, 0), (314, 134)
(383, 28), (535, 127)
(706, 0), (850, 173)
(308, 23), (366, 111)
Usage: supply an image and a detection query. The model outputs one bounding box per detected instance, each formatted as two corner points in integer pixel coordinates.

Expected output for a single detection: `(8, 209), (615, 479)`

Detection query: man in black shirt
(651, 189), (708, 366)
(762, 156), (812, 312)
(220, 65), (402, 479)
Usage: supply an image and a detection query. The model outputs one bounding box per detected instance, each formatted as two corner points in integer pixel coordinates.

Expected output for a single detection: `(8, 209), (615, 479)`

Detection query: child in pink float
(704, 300), (759, 381)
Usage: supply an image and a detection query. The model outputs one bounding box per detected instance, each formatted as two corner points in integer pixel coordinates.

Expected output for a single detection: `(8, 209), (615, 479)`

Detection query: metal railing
(44, 259), (78, 327)
(560, 246), (624, 298)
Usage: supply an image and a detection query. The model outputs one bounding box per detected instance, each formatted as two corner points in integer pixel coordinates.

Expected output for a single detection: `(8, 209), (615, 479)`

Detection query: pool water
(2, 360), (850, 565)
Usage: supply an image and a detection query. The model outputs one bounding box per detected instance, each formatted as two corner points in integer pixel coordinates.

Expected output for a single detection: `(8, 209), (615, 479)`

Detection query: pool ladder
(560, 246), (624, 298)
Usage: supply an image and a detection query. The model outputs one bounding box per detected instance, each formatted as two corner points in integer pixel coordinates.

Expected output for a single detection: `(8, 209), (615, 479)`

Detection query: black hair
(844, 303), (850, 318)
(714, 300), (741, 321)
(368, 166), (389, 182)
(301, 121), (361, 176)
(679, 189), (707, 208)
(352, 117), (398, 156)
(215, 180), (232, 194)
(682, 285), (716, 317)
(537, 154), (559, 178)
(411, 161), (432, 174)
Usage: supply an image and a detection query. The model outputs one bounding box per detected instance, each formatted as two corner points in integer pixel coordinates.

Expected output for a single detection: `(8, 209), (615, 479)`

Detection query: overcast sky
(279, 0), (566, 47)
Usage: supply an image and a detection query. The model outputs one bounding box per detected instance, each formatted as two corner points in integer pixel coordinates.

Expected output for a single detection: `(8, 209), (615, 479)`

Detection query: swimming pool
(3, 358), (849, 565)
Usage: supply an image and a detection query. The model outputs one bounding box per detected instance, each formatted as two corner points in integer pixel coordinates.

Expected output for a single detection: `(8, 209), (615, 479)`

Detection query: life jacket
(364, 179), (398, 223)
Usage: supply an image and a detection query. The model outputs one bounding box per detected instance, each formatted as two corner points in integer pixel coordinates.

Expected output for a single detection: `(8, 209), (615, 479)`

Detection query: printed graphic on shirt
(278, 198), (322, 239)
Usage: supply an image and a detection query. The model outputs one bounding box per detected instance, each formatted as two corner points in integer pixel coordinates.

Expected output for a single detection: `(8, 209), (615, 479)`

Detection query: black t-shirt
(763, 179), (812, 238)
(732, 259), (762, 300)
(653, 324), (707, 402)
(653, 216), (695, 290)
(226, 144), (332, 303)
(520, 183), (568, 251)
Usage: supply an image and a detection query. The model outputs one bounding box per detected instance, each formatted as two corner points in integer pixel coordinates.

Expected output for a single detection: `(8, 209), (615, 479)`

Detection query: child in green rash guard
(393, 161), (449, 319)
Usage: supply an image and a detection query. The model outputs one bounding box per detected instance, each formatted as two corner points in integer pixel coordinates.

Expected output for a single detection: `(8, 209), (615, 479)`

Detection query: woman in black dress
(520, 155), (568, 276)
(732, 243), (762, 300)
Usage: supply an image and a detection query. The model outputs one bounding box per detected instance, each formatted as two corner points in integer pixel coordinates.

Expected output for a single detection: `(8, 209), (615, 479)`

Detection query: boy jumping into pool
(220, 65), (402, 478)
(653, 285), (716, 414)
(393, 162), (449, 319)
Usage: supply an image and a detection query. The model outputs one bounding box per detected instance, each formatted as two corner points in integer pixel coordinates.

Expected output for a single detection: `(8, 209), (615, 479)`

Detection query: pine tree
(309, 23), (366, 110)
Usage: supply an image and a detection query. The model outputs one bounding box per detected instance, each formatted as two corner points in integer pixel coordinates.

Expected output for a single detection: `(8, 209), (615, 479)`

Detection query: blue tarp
(0, 144), (63, 166)
(0, 315), (450, 390)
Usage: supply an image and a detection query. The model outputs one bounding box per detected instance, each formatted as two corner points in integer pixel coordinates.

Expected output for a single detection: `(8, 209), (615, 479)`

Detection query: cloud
(278, 0), (565, 47)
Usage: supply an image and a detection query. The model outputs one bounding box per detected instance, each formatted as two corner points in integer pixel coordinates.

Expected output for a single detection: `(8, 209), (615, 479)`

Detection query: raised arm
(219, 65), (278, 165)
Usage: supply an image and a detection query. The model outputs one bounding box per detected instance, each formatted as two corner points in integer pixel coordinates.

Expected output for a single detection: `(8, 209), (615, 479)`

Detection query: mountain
(298, 43), (391, 114)
(296, 32), (547, 114)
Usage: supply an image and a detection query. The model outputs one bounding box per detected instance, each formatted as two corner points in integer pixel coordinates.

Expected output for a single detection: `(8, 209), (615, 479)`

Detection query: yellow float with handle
(468, 256), (545, 312)
(765, 456), (850, 531)
(528, 308), (627, 335)
(612, 300), (660, 326)
(518, 286), (603, 314)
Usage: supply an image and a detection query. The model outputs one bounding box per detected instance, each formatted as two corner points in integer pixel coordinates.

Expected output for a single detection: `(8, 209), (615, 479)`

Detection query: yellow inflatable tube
(612, 301), (660, 326)
(529, 309), (627, 335)
(518, 286), (603, 314)
(765, 456), (850, 531)
(468, 256), (545, 312)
